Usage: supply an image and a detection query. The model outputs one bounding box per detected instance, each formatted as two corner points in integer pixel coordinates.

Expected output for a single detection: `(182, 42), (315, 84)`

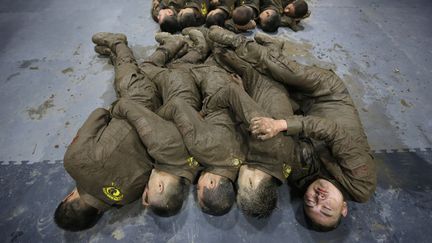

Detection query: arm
(252, 115), (376, 202)
(112, 98), (198, 181)
(152, 0), (161, 22)
(232, 38), (347, 97)
(76, 108), (110, 139)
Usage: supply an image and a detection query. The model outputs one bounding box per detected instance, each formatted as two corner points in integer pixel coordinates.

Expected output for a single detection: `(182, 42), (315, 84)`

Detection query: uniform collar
(77, 187), (111, 212)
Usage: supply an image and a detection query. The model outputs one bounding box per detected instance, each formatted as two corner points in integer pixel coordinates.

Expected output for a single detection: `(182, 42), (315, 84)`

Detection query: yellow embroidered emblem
(102, 183), (124, 201)
(232, 158), (242, 167)
(283, 163), (292, 179)
(187, 157), (199, 167)
(201, 2), (208, 16)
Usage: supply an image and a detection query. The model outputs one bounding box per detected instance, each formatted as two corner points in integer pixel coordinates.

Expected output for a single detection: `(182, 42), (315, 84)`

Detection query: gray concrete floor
(0, 0), (431, 242)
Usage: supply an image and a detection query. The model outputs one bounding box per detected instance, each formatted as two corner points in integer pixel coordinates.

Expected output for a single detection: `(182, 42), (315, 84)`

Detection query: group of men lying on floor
(54, 26), (376, 233)
(152, 0), (310, 34)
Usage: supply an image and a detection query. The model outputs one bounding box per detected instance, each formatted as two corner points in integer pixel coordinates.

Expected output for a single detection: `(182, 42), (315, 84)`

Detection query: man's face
(197, 172), (222, 207)
(259, 9), (276, 23)
(158, 8), (174, 23)
(284, 3), (296, 17)
(142, 169), (177, 206)
(303, 179), (347, 226)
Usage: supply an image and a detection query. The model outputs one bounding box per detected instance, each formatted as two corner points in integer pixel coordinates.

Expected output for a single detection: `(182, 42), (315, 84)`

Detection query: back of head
(179, 12), (200, 29)
(200, 177), (235, 216)
(206, 11), (228, 27)
(149, 177), (189, 217)
(260, 12), (281, 33)
(160, 15), (180, 34)
(293, 0), (309, 18)
(233, 6), (254, 25)
(54, 199), (102, 231)
(237, 177), (278, 218)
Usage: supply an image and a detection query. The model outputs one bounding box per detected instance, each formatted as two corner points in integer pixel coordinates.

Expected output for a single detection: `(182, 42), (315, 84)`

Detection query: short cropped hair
(54, 200), (102, 231)
(160, 15), (180, 33)
(260, 12), (281, 33)
(179, 11), (203, 29)
(237, 177), (278, 218)
(233, 6), (254, 25)
(206, 11), (228, 27)
(304, 207), (342, 232)
(293, 0), (309, 18)
(200, 176), (235, 216)
(149, 177), (189, 217)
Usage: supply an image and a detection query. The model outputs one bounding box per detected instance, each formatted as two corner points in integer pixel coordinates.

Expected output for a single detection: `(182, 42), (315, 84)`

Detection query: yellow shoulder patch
(102, 183), (124, 202)
(283, 163), (292, 179)
(201, 2), (208, 16)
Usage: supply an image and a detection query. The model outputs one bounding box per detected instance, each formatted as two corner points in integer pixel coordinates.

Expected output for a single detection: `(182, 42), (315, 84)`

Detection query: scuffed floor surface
(0, 0), (431, 242)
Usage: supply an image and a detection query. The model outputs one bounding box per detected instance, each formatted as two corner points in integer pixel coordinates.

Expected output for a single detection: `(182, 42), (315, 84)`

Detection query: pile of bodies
(152, 0), (310, 33)
(54, 27), (376, 232)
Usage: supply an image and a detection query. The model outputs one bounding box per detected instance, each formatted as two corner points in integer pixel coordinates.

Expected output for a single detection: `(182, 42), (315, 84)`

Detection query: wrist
(275, 119), (288, 133)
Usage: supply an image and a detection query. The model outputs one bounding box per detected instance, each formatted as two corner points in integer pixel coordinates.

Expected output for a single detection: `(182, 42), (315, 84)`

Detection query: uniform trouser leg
(212, 49), (297, 180)
(158, 98), (209, 163)
(112, 99), (191, 171)
(145, 40), (187, 67)
(203, 82), (265, 127)
(233, 41), (319, 93)
(112, 43), (160, 111)
(213, 48), (294, 119)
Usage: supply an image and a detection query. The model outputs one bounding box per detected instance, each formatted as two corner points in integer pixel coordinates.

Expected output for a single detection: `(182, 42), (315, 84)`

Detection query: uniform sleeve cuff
(284, 116), (303, 135)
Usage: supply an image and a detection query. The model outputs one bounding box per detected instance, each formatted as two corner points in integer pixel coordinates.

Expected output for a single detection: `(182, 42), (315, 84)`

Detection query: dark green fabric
(64, 108), (152, 210)
(232, 38), (377, 202)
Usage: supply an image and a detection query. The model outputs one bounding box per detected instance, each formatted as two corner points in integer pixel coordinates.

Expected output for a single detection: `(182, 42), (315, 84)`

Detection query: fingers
(257, 133), (272, 140)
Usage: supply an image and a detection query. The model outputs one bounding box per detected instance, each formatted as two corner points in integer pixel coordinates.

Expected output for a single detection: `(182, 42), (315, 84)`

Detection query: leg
(158, 98), (209, 163)
(202, 82), (267, 127)
(172, 27), (210, 64)
(144, 32), (187, 66)
(92, 32), (161, 110)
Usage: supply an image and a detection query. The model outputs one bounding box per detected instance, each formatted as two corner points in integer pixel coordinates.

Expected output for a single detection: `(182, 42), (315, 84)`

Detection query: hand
(250, 117), (287, 140)
(110, 99), (129, 119)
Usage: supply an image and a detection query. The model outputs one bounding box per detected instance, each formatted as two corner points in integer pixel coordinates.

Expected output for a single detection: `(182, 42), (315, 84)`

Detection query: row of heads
(158, 0), (309, 34)
(54, 166), (347, 233)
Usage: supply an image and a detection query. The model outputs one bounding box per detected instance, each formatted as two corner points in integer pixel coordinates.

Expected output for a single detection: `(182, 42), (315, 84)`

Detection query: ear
(209, 178), (216, 189)
(341, 201), (348, 217)
(62, 188), (77, 202)
(158, 180), (164, 193)
(142, 186), (149, 206)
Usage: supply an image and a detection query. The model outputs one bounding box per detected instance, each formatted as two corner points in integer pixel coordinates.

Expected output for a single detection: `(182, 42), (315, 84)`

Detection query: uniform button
(232, 158), (242, 167)
(283, 163), (292, 178)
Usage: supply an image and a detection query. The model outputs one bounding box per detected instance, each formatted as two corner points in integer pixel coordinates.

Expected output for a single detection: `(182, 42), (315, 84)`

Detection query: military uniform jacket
(64, 108), (153, 211)
(159, 63), (247, 182)
(237, 0), (260, 15)
(260, 0), (283, 13)
(140, 63), (202, 111)
(152, 0), (186, 22)
(200, 55), (296, 183)
(184, 0), (211, 18)
(209, 0), (236, 16)
(112, 99), (199, 182)
(231, 39), (377, 202)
